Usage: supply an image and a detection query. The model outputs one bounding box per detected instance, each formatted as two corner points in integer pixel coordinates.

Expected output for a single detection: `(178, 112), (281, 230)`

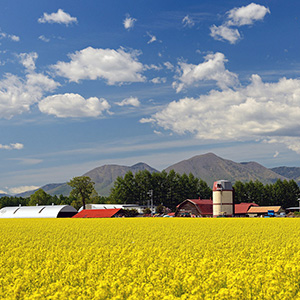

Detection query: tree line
(109, 171), (300, 209)
(233, 179), (300, 208)
(109, 170), (212, 210)
(1, 170), (299, 211)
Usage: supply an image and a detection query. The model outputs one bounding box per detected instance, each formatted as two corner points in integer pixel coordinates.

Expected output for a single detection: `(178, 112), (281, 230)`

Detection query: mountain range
(15, 153), (300, 198)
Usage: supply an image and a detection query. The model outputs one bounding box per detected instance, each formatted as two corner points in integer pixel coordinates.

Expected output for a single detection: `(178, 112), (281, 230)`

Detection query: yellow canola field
(1, 218), (300, 300)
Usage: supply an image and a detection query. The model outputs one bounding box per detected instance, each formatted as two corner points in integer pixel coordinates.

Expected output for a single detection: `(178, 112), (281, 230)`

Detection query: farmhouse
(0, 205), (77, 218)
(175, 199), (259, 217)
(72, 208), (125, 218)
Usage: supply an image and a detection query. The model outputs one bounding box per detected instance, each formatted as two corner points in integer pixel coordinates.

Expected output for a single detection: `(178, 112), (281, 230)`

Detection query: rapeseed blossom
(0, 218), (300, 299)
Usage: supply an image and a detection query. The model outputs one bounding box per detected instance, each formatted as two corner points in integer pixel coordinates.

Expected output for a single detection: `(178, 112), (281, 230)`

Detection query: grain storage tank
(213, 180), (234, 217)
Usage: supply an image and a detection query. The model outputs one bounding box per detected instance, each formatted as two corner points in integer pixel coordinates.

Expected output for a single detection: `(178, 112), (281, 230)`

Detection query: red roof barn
(72, 209), (125, 218)
(175, 199), (213, 217)
(175, 199), (259, 217)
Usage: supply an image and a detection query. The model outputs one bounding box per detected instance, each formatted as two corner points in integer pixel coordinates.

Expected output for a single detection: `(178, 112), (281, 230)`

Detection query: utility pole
(148, 189), (153, 216)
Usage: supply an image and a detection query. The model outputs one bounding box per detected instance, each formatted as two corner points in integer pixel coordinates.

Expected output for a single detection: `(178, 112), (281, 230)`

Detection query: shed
(234, 203), (259, 217)
(78, 204), (148, 214)
(72, 208), (125, 218)
(247, 206), (285, 217)
(0, 205), (77, 218)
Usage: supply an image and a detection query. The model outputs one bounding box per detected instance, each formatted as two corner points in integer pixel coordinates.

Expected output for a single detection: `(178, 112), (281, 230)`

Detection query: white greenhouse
(0, 205), (77, 218)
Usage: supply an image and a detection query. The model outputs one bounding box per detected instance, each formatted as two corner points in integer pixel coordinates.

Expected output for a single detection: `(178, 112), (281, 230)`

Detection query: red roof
(181, 199), (258, 215)
(188, 199), (213, 215)
(234, 202), (258, 214)
(72, 209), (122, 218)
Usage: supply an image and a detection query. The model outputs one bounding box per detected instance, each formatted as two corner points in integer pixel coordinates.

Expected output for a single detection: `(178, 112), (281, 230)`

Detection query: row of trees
(109, 171), (300, 209)
(109, 170), (212, 210)
(233, 179), (300, 208)
(1, 171), (300, 211)
(0, 177), (106, 210)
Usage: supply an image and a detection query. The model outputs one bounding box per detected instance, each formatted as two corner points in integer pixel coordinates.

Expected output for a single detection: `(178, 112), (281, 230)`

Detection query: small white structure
(79, 204), (149, 214)
(0, 205), (77, 218)
(212, 180), (234, 217)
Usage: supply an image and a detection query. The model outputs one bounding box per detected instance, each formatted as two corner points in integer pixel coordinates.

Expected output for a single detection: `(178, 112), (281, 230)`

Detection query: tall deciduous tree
(29, 189), (51, 206)
(67, 176), (96, 210)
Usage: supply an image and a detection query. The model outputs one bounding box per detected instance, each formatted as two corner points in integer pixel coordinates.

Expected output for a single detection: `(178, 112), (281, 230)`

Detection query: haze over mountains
(15, 153), (299, 198)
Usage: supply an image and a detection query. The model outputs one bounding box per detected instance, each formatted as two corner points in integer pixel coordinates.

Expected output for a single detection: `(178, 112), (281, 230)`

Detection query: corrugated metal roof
(78, 204), (147, 212)
(0, 205), (77, 218)
(247, 206), (282, 213)
(72, 209), (123, 218)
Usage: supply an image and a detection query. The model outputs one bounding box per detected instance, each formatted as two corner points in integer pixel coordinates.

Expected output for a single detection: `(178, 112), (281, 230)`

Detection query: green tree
(29, 189), (51, 206)
(198, 179), (212, 200)
(67, 176), (96, 210)
(156, 204), (164, 214)
(109, 171), (137, 204)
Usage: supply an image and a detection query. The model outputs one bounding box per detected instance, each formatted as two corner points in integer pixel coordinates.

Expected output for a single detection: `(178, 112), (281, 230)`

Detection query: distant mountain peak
(16, 152), (296, 198)
(165, 152), (288, 187)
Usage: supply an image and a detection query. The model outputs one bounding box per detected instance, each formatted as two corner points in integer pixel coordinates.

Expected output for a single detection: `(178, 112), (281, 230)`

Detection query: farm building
(0, 205), (77, 218)
(72, 208), (125, 218)
(175, 199), (212, 217)
(213, 180), (234, 217)
(79, 204), (151, 214)
(247, 206), (285, 217)
(175, 199), (259, 217)
(234, 202), (259, 217)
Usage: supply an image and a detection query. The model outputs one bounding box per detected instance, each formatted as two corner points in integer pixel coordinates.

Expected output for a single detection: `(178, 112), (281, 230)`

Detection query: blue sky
(1, 0), (300, 194)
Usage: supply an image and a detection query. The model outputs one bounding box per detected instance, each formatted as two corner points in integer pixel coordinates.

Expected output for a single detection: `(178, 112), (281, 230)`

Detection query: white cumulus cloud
(164, 61), (174, 70)
(38, 9), (77, 25)
(53, 47), (146, 85)
(18, 52), (38, 71)
(143, 74), (300, 155)
(227, 3), (271, 27)
(0, 71), (59, 119)
(0, 29), (20, 42)
(182, 15), (195, 28)
(39, 93), (111, 118)
(0, 143), (23, 150)
(39, 35), (50, 42)
(9, 186), (40, 194)
(151, 77), (167, 84)
(173, 52), (239, 92)
(116, 97), (140, 107)
(147, 33), (157, 44)
(210, 3), (270, 44)
(123, 15), (137, 30)
(210, 25), (241, 44)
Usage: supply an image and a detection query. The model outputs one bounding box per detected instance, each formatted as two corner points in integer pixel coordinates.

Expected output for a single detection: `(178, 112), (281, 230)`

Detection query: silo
(213, 180), (234, 217)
